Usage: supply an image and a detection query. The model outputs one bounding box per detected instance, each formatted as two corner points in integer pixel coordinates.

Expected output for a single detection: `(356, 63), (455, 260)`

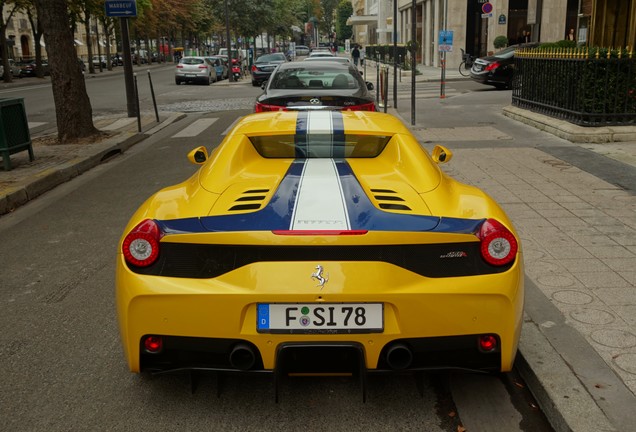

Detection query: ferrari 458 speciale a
(116, 110), (523, 390)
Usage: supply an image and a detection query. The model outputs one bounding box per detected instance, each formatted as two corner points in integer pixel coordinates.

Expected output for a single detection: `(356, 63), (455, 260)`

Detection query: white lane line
(28, 122), (47, 129)
(172, 118), (218, 138)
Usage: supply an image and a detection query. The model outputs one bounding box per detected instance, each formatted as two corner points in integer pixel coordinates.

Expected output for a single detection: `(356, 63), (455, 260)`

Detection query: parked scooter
(231, 58), (242, 80)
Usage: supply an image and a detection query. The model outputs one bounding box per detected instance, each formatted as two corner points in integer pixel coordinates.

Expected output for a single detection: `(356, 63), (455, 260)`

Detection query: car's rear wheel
(252, 80), (259, 86)
(175, 78), (181, 85)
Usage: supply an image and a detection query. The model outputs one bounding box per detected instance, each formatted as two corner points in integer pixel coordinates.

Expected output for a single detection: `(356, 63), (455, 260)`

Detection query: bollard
(147, 70), (160, 123)
(134, 73), (141, 133)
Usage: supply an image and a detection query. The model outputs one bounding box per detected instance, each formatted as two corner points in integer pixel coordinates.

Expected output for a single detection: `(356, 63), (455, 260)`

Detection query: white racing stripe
(172, 118), (218, 138)
(291, 159), (350, 230)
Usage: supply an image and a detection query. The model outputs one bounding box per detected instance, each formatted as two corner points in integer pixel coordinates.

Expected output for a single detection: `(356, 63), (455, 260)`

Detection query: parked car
(293, 45), (310, 56)
(303, 56), (351, 65)
(206, 56), (228, 80)
(175, 56), (216, 85)
(115, 110), (524, 378)
(255, 60), (375, 112)
(308, 50), (335, 58)
(469, 43), (539, 89)
(19, 59), (50, 77)
(92, 55), (108, 68)
(0, 59), (22, 78)
(250, 52), (287, 86)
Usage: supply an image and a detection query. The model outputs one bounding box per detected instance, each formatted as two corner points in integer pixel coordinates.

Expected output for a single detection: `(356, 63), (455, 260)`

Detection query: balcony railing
(512, 47), (636, 126)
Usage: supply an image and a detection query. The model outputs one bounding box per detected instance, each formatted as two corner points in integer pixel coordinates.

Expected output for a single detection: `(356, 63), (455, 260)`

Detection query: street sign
(482, 2), (493, 14)
(105, 0), (137, 18)
(438, 30), (453, 51)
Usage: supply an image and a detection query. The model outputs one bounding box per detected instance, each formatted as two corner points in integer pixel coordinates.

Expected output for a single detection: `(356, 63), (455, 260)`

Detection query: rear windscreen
(249, 134), (391, 158)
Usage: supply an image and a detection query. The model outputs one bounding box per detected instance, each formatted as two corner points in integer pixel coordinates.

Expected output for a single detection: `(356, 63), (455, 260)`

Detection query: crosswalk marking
(101, 118), (136, 131)
(172, 118), (218, 138)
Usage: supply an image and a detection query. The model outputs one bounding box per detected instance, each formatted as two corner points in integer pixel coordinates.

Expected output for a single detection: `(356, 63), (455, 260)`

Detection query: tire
(458, 62), (471, 77)
(175, 78), (181, 85)
(252, 80), (259, 86)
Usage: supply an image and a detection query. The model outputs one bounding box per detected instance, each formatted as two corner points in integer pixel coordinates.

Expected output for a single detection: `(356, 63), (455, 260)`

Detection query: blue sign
(438, 30), (454, 52)
(104, 0), (137, 17)
(439, 30), (454, 45)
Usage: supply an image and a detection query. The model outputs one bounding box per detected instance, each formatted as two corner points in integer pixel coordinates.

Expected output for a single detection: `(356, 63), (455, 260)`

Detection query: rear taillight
(478, 334), (498, 352)
(198, 64), (208, 69)
(255, 102), (288, 112)
(176, 64), (183, 69)
(485, 61), (500, 71)
(251, 65), (257, 72)
(143, 335), (163, 353)
(344, 102), (376, 111)
(476, 219), (518, 266)
(122, 219), (163, 267)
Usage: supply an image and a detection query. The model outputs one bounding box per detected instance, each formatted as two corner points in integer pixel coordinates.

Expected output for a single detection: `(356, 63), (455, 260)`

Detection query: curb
(0, 112), (186, 216)
(502, 105), (636, 143)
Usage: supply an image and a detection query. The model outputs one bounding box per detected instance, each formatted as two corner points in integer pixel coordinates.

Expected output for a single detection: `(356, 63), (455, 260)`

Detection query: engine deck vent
(370, 188), (411, 211)
(228, 189), (270, 211)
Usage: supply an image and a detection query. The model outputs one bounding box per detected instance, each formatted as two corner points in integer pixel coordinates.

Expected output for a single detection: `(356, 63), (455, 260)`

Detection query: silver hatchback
(175, 56), (216, 85)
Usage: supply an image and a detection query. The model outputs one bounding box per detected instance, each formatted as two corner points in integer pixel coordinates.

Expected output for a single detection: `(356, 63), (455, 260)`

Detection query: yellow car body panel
(116, 110), (524, 376)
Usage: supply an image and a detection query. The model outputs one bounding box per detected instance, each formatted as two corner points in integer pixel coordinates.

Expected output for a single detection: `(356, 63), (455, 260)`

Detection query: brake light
(198, 64), (208, 69)
(476, 219), (518, 266)
(255, 102), (288, 112)
(122, 219), (163, 267)
(272, 230), (368, 235)
(344, 102), (376, 111)
(485, 61), (500, 71)
(176, 64), (183, 68)
(251, 65), (257, 72)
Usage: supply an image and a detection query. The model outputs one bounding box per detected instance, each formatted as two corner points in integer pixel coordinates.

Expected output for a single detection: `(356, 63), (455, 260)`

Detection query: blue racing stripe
(295, 111), (308, 158)
(157, 158), (483, 235)
(331, 111), (345, 158)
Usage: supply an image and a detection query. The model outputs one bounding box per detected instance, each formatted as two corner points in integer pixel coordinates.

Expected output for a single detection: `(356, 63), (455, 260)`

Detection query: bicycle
(459, 48), (474, 77)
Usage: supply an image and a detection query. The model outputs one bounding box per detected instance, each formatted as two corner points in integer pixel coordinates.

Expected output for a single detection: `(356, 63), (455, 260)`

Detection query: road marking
(101, 117), (136, 130)
(28, 122), (47, 129)
(172, 118), (218, 138)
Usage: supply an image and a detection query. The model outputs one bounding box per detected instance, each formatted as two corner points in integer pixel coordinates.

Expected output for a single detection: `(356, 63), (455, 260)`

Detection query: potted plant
(494, 35), (508, 50)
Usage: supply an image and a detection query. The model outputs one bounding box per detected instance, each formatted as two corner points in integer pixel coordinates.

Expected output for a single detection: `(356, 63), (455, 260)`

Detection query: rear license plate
(185, 74), (196, 77)
(257, 303), (383, 334)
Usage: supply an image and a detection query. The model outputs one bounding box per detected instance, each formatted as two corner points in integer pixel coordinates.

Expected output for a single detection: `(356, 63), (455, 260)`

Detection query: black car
(250, 52), (287, 86)
(255, 61), (376, 112)
(19, 59), (50, 77)
(469, 43), (539, 89)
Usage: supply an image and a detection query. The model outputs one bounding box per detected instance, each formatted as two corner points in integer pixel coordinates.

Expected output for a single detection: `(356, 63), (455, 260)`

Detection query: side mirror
(366, 81), (374, 91)
(187, 146), (208, 165)
(431, 145), (453, 164)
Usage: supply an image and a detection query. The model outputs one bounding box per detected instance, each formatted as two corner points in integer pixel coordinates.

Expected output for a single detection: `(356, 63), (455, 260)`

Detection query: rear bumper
(116, 257), (524, 374)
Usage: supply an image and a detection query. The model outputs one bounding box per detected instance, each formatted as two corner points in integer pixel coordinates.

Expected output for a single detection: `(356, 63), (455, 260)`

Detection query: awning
(74, 39), (83, 46)
(346, 15), (378, 26)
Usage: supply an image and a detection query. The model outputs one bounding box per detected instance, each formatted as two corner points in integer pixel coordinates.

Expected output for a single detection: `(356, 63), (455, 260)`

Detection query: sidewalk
(1, 62), (635, 432)
(390, 64), (636, 432)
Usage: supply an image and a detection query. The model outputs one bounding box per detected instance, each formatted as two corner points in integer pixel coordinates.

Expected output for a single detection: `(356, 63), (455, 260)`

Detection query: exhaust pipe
(229, 343), (256, 370)
(385, 343), (413, 370)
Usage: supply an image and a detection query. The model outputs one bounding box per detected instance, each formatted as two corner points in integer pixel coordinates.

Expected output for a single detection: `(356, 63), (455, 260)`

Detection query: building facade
(2, 8), (113, 63)
(349, 0), (636, 69)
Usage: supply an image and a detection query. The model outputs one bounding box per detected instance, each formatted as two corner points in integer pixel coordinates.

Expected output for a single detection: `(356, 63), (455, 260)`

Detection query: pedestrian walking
(351, 45), (360, 67)
(359, 46), (365, 66)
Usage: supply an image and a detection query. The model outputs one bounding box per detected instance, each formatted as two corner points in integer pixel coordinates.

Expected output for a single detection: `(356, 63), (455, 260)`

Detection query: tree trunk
(34, 0), (98, 142)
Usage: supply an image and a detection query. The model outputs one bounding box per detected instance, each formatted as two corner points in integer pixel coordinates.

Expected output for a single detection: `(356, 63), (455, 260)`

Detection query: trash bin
(0, 97), (34, 171)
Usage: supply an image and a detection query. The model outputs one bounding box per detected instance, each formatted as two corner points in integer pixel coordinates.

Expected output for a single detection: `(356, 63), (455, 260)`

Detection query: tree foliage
(335, 0), (352, 42)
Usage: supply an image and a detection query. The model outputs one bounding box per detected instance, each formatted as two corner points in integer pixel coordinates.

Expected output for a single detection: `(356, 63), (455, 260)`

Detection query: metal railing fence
(512, 47), (636, 126)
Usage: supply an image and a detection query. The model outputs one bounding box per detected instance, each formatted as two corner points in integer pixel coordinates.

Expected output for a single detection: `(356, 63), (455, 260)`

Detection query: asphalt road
(0, 71), (554, 431)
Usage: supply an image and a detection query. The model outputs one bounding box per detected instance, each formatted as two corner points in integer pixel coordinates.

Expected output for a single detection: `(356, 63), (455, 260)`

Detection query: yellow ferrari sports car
(116, 110), (523, 387)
